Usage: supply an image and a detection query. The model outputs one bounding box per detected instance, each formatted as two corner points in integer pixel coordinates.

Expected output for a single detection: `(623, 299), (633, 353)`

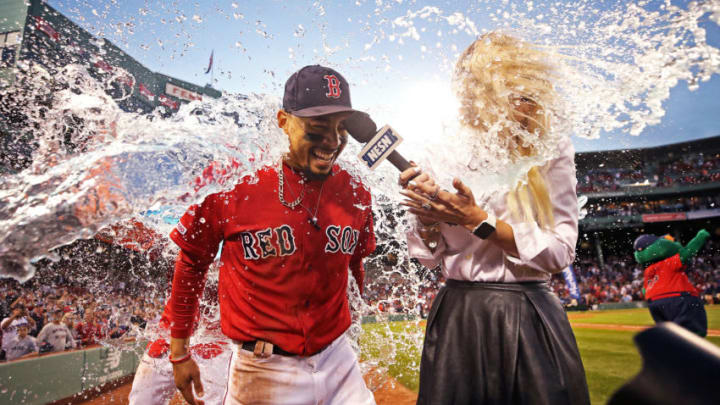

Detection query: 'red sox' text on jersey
(169, 162), (375, 356)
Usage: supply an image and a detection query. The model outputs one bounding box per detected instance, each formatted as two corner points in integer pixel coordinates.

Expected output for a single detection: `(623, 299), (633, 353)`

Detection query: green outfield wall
(0, 343), (144, 405)
(597, 301), (648, 310)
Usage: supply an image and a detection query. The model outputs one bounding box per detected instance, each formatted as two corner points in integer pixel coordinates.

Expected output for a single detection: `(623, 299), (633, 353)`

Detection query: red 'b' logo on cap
(324, 75), (342, 99)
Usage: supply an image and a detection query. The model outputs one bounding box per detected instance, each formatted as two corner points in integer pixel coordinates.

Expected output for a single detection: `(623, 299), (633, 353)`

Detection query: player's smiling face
(278, 110), (350, 180)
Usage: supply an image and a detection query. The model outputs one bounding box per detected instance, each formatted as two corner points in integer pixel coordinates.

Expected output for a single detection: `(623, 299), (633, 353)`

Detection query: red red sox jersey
(643, 254), (699, 301)
(169, 162), (375, 356)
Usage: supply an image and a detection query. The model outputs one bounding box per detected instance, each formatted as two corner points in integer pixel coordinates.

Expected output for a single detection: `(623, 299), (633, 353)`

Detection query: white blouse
(407, 136), (579, 282)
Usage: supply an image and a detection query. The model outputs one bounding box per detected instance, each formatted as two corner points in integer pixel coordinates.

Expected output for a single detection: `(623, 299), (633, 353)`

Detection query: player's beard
(303, 167), (330, 182)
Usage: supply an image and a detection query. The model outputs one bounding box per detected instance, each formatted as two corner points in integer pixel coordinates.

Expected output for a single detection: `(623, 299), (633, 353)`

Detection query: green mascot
(633, 229), (710, 337)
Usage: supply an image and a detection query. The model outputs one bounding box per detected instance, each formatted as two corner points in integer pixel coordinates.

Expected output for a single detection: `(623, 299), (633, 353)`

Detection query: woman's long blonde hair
(454, 33), (556, 229)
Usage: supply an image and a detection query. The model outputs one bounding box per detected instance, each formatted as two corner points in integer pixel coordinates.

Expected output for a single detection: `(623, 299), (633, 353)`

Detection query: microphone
(344, 112), (417, 176)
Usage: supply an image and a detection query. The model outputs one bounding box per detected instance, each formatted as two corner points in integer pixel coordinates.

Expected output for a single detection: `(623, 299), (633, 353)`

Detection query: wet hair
(454, 32), (556, 229)
(454, 32), (555, 140)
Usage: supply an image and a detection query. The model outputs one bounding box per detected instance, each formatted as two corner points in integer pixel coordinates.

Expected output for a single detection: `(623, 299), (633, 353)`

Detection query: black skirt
(417, 279), (590, 405)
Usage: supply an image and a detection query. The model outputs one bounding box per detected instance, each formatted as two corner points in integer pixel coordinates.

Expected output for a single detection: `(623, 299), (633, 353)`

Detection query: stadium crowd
(583, 195), (720, 218)
(1, 220), (718, 361)
(657, 152), (720, 187)
(0, 239), (167, 363)
(0, 278), (164, 362)
(577, 151), (720, 194)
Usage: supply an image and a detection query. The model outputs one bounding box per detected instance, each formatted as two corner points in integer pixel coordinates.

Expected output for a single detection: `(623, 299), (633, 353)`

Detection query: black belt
(445, 279), (549, 292)
(238, 340), (296, 357)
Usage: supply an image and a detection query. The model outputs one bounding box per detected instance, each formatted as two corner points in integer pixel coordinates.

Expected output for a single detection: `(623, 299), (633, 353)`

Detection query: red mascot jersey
(169, 162), (375, 356)
(643, 254), (699, 301)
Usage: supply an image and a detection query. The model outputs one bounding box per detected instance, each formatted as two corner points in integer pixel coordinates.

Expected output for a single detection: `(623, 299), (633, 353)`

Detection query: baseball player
(167, 65), (376, 405)
(634, 229), (711, 336)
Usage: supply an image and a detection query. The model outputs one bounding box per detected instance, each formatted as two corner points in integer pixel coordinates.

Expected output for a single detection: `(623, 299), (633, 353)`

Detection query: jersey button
(304, 300), (310, 308)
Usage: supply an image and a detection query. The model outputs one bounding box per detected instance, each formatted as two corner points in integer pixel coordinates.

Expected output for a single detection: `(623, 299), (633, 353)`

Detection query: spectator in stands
(29, 303), (46, 337)
(1, 304), (37, 361)
(4, 322), (38, 362)
(36, 309), (75, 353)
(0, 291), (12, 320)
(107, 306), (131, 339)
(75, 309), (104, 347)
(130, 306), (146, 329)
(702, 281), (719, 305)
(61, 312), (78, 344)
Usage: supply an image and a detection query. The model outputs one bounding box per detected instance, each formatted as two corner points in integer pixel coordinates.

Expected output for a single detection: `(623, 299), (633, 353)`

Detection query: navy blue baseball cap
(633, 234), (659, 251)
(283, 65), (357, 117)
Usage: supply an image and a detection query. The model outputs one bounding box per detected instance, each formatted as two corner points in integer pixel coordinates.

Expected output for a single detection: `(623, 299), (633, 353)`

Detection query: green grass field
(360, 305), (720, 405)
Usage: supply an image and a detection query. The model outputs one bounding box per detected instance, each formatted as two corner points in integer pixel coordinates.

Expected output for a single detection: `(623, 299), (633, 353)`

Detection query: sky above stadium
(48, 0), (720, 153)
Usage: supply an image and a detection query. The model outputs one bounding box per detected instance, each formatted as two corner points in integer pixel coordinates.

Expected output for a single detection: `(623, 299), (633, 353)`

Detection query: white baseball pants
(128, 346), (232, 405)
(222, 335), (375, 405)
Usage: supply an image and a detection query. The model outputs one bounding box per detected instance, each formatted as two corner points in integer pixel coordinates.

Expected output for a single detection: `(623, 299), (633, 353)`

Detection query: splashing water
(1, 0), (720, 394)
(1, 64), (286, 281)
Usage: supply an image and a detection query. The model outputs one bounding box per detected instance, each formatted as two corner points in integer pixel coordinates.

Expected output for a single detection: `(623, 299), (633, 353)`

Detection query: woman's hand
(398, 164), (439, 226)
(401, 176), (487, 232)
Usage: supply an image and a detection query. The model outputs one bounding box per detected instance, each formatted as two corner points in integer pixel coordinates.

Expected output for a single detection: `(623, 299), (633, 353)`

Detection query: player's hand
(697, 229), (710, 239)
(172, 357), (205, 405)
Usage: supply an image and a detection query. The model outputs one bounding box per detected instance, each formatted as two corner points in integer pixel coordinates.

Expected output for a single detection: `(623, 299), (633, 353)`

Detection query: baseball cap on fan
(283, 65), (357, 117)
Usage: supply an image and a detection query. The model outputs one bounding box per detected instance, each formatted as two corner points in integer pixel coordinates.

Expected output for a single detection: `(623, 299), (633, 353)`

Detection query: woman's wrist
(463, 207), (488, 232)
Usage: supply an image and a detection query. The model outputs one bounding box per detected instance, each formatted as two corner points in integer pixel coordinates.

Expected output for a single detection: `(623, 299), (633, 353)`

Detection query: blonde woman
(399, 33), (590, 405)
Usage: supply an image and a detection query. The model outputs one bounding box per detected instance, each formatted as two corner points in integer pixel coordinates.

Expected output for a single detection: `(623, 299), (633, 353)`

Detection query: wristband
(169, 352), (192, 364)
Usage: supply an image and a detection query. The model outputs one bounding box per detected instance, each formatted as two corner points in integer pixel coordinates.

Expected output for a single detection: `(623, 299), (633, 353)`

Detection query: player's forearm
(169, 249), (210, 339)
